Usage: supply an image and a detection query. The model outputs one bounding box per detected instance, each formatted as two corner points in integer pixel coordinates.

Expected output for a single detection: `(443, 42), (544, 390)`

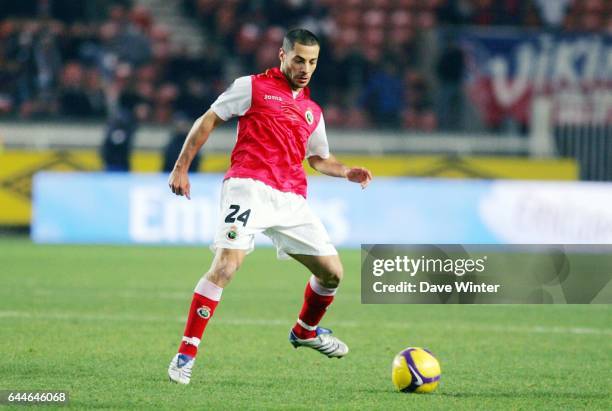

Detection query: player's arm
(168, 109), (224, 199)
(308, 154), (372, 189)
(306, 115), (372, 189)
(168, 75), (252, 199)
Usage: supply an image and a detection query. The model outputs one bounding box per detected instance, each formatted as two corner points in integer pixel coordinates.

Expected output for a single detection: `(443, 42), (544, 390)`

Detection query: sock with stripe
(178, 278), (223, 358)
(292, 275), (337, 339)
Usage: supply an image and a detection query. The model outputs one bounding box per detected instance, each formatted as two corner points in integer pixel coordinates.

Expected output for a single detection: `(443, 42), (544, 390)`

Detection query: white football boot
(168, 353), (195, 384)
(289, 326), (349, 358)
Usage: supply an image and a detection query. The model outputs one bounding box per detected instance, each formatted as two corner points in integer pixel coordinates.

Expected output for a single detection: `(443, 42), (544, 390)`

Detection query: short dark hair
(282, 28), (320, 51)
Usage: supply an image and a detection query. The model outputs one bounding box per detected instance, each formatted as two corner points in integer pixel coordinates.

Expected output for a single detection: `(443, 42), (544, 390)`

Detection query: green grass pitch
(1, 237), (611, 410)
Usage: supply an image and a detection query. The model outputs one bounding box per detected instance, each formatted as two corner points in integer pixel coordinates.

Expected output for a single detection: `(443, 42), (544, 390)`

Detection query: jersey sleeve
(210, 76), (252, 120)
(306, 115), (330, 159)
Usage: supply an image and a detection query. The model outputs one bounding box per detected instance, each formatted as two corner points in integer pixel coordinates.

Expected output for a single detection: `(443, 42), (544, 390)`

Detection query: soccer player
(167, 28), (372, 384)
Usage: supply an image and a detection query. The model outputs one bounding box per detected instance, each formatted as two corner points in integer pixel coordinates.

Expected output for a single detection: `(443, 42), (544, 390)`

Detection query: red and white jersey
(211, 67), (330, 198)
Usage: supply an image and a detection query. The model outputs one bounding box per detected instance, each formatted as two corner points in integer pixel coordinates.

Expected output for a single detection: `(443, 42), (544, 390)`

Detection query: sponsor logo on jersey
(196, 306), (211, 319)
(305, 109), (314, 125)
(264, 94), (283, 102)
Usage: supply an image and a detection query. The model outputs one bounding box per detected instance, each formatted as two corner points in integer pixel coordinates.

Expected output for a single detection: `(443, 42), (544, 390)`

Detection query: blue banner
(32, 172), (612, 246)
(457, 29), (612, 126)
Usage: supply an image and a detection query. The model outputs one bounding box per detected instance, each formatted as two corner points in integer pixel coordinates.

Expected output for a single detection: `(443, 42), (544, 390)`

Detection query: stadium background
(1, 1), (611, 409)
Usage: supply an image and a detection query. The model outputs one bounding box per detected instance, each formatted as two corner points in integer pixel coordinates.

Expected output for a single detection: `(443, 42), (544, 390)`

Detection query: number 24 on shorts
(224, 204), (251, 227)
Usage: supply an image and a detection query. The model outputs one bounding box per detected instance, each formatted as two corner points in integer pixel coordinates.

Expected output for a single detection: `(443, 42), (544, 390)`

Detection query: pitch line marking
(0, 310), (610, 336)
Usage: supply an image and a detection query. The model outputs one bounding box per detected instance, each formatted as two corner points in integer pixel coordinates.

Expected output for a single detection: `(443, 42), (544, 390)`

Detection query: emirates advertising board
(32, 172), (612, 245)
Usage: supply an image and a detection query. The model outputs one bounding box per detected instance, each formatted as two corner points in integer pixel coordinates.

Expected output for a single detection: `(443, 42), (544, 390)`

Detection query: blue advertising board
(32, 172), (612, 246)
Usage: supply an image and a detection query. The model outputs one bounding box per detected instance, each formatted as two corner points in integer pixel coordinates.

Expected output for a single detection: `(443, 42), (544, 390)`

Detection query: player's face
(279, 42), (320, 90)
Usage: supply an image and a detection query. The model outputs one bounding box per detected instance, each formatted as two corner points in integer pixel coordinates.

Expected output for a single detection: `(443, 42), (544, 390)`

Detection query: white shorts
(212, 178), (337, 259)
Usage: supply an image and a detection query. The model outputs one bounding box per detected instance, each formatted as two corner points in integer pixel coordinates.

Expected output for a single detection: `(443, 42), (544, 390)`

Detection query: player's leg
(169, 178), (265, 384)
(169, 247), (245, 384)
(179, 247), (246, 356)
(289, 253), (343, 287)
(289, 253), (342, 335)
(260, 184), (347, 357)
(287, 253), (349, 358)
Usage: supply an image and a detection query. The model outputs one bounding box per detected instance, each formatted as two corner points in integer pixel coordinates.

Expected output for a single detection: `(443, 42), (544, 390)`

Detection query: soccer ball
(391, 347), (441, 393)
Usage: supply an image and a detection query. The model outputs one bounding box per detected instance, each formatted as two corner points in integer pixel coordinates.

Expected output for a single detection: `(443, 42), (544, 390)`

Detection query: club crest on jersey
(227, 225), (238, 241)
(305, 109), (314, 125)
(196, 305), (211, 319)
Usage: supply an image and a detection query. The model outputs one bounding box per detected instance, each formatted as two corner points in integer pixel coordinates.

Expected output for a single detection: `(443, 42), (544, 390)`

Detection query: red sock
(292, 276), (337, 339)
(178, 278), (223, 358)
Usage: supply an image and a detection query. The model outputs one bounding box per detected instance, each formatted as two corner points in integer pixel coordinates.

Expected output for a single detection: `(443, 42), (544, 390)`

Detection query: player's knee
(320, 262), (343, 288)
(207, 258), (241, 286)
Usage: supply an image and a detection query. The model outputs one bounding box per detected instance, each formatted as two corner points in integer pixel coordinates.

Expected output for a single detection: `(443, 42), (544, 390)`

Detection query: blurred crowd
(1, 0), (610, 131)
(0, 0), (222, 124)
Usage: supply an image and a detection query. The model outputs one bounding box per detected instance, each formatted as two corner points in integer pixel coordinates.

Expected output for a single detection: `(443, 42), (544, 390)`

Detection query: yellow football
(391, 347), (441, 393)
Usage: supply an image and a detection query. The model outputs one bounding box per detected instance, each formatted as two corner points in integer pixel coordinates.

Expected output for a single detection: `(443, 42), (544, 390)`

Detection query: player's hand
(346, 167), (373, 189)
(168, 168), (191, 200)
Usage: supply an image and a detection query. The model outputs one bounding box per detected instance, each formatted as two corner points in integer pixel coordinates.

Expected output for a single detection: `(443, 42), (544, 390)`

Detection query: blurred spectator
(163, 113), (201, 173)
(12, 24), (40, 115)
(175, 77), (215, 119)
(436, 0), (474, 25)
(360, 60), (404, 128)
(33, 30), (61, 101)
(100, 90), (142, 171)
(533, 0), (571, 27)
(165, 46), (222, 85)
(315, 38), (368, 107)
(59, 62), (92, 117)
(153, 82), (179, 123)
(114, 11), (152, 67)
(435, 41), (465, 131)
(83, 67), (106, 116)
(403, 71), (437, 131)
